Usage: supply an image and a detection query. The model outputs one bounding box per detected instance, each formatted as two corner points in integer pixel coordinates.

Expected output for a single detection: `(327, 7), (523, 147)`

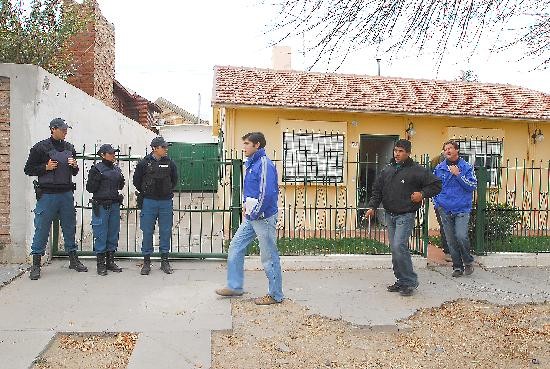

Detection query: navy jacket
(433, 158), (477, 213)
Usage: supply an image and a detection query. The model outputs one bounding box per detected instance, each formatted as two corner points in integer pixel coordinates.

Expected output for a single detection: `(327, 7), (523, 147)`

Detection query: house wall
(158, 124), (217, 143)
(0, 64), (156, 262)
(0, 77), (10, 257)
(217, 106), (550, 230)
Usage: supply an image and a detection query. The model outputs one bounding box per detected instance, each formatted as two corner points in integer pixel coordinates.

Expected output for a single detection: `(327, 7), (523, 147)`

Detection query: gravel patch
(212, 298), (550, 369)
(31, 332), (138, 369)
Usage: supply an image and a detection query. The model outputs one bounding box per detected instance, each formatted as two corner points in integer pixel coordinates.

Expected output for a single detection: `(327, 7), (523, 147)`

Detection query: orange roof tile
(212, 66), (550, 120)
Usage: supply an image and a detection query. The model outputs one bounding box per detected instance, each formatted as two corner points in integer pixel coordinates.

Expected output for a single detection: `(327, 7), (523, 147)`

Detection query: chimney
(272, 46), (292, 70)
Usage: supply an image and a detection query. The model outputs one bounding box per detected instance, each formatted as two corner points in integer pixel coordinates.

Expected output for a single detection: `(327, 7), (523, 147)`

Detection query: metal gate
(51, 145), (241, 258)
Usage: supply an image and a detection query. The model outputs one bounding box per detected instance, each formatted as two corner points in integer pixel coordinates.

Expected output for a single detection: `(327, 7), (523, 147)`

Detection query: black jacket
(24, 137), (79, 193)
(368, 157), (441, 214)
(132, 154), (178, 200)
(86, 159), (125, 201)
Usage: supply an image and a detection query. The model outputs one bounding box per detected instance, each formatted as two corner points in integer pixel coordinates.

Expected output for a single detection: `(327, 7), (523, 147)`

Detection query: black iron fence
(50, 142), (430, 257)
(472, 161), (550, 254)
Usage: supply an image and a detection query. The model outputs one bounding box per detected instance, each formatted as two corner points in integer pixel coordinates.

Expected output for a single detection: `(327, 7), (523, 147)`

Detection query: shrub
(469, 203), (522, 253)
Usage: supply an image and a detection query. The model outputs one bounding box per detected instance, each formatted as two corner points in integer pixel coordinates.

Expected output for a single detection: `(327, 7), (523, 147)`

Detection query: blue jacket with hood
(243, 148), (279, 220)
(433, 157), (477, 213)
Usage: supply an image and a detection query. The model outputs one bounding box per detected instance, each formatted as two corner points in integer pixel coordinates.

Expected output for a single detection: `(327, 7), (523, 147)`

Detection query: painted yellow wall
(214, 105), (550, 230)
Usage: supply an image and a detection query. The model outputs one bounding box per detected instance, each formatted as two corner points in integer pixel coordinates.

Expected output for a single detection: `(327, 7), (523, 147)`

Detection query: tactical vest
(38, 147), (73, 186)
(93, 162), (123, 201)
(142, 160), (172, 198)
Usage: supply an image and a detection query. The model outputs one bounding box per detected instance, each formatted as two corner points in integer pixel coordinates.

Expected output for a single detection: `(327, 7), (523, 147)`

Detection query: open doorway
(357, 134), (398, 226)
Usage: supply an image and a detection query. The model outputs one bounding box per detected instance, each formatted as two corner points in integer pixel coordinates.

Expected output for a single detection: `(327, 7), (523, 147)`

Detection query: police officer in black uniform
(86, 144), (125, 276)
(24, 118), (88, 280)
(133, 137), (178, 275)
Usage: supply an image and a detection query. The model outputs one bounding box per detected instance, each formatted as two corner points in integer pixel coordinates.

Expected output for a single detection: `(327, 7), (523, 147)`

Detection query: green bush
(469, 203), (522, 252)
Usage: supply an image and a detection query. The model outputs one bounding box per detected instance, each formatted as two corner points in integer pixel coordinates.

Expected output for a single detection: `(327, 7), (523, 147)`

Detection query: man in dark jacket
(86, 144), (125, 276)
(433, 140), (477, 277)
(133, 136), (178, 275)
(365, 139), (441, 296)
(24, 118), (88, 280)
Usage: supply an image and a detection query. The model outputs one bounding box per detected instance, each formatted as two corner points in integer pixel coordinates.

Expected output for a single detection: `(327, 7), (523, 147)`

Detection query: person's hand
(410, 191), (423, 203)
(45, 159), (58, 171)
(364, 208), (375, 219)
(68, 157), (78, 168)
(449, 165), (460, 176)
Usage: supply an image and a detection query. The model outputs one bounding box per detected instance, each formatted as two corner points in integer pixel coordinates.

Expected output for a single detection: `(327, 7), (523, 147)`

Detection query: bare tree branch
(263, 0), (550, 71)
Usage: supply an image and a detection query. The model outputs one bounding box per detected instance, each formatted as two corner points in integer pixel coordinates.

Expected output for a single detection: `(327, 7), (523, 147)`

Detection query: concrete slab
(127, 330), (210, 369)
(0, 331), (55, 369)
(244, 254), (427, 271)
(0, 263), (26, 288)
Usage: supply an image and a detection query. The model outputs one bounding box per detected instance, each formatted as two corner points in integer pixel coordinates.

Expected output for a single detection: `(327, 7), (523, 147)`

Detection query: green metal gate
(168, 143), (220, 192)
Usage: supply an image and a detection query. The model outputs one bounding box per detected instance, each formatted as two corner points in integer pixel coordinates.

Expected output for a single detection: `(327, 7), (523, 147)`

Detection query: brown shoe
(215, 287), (243, 297)
(254, 295), (281, 305)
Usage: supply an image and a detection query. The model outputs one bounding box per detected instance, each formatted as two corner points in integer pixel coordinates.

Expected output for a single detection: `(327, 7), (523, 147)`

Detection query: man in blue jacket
(433, 140), (477, 277)
(215, 132), (283, 305)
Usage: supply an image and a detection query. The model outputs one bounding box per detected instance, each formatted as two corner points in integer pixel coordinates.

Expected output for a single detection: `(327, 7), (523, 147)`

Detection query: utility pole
(197, 93), (201, 124)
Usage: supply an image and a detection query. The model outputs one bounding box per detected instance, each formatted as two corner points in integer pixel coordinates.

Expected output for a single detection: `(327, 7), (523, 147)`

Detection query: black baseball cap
(150, 136), (172, 148)
(49, 118), (71, 130)
(97, 144), (120, 155)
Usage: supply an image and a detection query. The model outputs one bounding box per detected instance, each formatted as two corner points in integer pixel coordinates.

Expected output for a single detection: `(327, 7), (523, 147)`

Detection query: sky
(96, 0), (549, 121)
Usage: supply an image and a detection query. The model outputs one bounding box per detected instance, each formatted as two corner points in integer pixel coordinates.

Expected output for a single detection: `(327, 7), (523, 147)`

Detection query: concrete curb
(244, 255), (427, 271)
(477, 253), (550, 268)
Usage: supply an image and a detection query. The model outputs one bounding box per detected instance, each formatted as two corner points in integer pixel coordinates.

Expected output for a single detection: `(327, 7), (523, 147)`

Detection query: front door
(357, 134), (398, 225)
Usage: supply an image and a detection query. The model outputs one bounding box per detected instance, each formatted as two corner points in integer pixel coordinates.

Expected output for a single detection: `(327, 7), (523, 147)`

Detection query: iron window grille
(456, 139), (503, 187)
(283, 131), (344, 183)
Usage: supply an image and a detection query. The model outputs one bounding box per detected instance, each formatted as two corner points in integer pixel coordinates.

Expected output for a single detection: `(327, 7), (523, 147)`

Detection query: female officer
(86, 144), (125, 275)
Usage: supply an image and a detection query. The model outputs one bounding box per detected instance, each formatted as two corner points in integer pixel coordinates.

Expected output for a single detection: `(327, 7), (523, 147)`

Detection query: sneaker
(215, 287), (243, 297)
(386, 282), (402, 292)
(464, 264), (474, 275)
(399, 286), (416, 297)
(452, 269), (464, 277)
(254, 295), (282, 305)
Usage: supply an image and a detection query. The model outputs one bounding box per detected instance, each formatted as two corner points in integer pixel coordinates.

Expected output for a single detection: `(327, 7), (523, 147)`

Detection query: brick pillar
(66, 0), (115, 108)
(0, 77), (10, 251)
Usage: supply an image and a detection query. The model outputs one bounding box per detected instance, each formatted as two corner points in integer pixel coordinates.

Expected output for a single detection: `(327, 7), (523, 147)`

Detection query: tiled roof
(155, 97), (209, 125)
(212, 66), (550, 121)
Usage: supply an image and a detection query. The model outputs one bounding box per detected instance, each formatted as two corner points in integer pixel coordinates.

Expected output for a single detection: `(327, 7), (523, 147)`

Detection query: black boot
(160, 253), (173, 274)
(106, 251), (122, 272)
(29, 254), (41, 280)
(96, 253), (107, 276)
(140, 255), (151, 275)
(68, 251), (88, 272)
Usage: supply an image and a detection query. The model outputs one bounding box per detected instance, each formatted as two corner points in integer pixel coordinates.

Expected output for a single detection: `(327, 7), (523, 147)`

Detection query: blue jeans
(91, 203), (121, 254)
(226, 214), (283, 302)
(140, 198), (173, 255)
(385, 212), (418, 287)
(31, 192), (77, 255)
(438, 208), (474, 271)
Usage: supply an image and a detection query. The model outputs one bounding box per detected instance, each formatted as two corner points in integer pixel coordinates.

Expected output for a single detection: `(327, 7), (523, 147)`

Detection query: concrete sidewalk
(0, 258), (549, 369)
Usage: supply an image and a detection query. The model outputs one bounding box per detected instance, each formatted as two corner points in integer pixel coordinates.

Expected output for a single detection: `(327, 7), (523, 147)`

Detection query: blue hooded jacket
(433, 158), (477, 213)
(243, 148), (279, 220)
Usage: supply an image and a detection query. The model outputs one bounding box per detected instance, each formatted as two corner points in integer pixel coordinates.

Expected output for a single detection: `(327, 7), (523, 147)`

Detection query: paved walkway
(0, 258), (549, 369)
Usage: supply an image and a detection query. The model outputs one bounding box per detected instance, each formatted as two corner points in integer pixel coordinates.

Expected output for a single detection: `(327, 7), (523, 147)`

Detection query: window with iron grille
(456, 139), (503, 186)
(282, 131), (344, 183)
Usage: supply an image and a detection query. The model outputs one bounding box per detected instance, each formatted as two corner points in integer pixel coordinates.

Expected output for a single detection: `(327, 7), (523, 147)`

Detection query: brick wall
(67, 0), (115, 108)
(0, 77), (10, 250)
